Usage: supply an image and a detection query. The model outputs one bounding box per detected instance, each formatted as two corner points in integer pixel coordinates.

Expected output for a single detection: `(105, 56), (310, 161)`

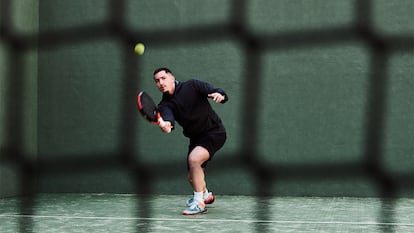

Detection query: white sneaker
(182, 201), (207, 215)
(186, 192), (215, 206)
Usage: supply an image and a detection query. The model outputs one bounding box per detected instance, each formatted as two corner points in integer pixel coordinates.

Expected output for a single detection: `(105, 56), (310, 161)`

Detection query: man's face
(153, 70), (175, 94)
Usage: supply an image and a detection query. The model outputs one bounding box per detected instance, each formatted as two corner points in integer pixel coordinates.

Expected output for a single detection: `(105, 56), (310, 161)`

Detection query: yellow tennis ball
(134, 43), (145, 55)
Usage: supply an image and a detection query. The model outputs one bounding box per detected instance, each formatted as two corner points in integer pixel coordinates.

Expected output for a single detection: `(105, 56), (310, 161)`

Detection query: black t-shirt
(158, 79), (228, 138)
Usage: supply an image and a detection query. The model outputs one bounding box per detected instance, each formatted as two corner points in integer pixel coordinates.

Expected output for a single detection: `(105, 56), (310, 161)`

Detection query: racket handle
(158, 117), (171, 133)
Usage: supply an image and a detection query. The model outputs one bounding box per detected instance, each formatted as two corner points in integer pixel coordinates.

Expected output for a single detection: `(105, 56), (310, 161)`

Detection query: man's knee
(188, 155), (203, 167)
(188, 147), (209, 167)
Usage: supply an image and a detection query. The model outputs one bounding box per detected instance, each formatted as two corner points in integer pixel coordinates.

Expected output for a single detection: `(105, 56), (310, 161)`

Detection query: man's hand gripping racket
(137, 91), (172, 133)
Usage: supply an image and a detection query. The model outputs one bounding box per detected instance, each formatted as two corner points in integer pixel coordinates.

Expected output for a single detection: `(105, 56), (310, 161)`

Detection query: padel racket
(137, 91), (171, 133)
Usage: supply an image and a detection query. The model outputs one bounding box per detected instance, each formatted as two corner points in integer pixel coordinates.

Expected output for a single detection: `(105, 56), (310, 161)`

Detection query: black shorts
(187, 130), (227, 169)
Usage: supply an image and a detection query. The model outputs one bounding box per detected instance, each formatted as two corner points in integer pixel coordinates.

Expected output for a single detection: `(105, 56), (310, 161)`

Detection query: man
(153, 67), (228, 215)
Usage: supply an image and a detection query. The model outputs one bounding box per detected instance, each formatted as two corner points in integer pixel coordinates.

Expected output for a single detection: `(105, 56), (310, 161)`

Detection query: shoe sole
(182, 209), (208, 216)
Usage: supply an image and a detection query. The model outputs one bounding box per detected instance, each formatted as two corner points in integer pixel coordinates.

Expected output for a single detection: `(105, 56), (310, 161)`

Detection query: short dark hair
(153, 67), (172, 76)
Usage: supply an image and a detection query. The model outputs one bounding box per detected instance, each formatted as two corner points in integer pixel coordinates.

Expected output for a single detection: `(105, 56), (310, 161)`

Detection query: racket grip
(158, 117), (171, 133)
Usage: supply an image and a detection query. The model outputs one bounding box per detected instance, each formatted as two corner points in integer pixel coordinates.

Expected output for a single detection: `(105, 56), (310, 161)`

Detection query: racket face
(137, 91), (158, 123)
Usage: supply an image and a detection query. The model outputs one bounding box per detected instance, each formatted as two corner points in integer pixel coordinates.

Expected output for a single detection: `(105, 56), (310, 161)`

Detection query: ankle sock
(193, 191), (204, 203)
(203, 189), (210, 199)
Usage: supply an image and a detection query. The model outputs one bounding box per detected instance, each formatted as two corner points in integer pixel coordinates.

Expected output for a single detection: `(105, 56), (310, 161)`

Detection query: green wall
(2, 0), (412, 197)
(0, 0), (38, 197)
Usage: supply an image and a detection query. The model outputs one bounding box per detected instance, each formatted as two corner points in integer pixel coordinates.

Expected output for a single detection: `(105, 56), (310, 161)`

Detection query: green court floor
(1, 194), (413, 233)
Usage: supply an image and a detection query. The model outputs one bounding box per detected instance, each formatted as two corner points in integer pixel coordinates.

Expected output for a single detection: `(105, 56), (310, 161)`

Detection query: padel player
(153, 67), (228, 215)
